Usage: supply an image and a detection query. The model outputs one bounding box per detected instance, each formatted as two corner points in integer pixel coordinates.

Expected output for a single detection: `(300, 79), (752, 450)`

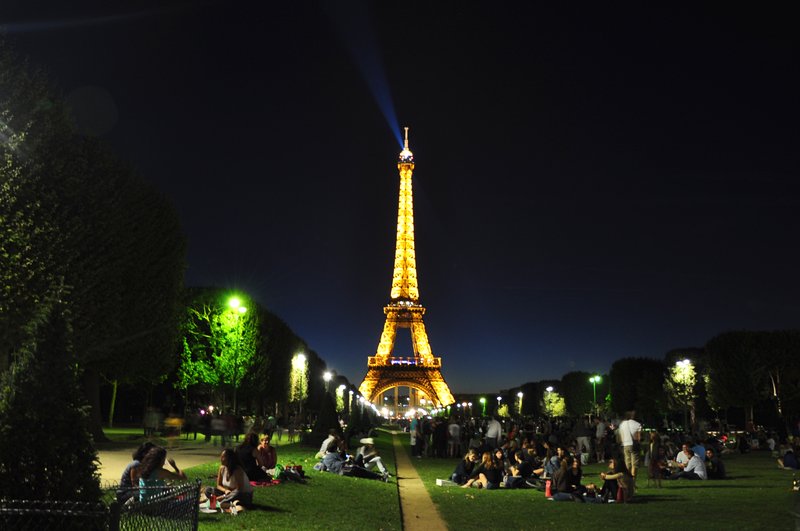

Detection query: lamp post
(675, 358), (693, 431)
(323, 371), (332, 393)
(517, 391), (524, 415)
(227, 297), (247, 415)
(496, 396), (502, 414)
(291, 353), (307, 423)
(589, 375), (602, 417)
(479, 397), (486, 416)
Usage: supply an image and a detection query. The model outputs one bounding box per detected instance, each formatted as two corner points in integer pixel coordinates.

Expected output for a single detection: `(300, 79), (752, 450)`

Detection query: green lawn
(407, 438), (797, 531)
(183, 433), (402, 530)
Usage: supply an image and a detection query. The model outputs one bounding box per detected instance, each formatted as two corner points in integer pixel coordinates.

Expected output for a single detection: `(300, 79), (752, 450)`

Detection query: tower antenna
(404, 126), (409, 149)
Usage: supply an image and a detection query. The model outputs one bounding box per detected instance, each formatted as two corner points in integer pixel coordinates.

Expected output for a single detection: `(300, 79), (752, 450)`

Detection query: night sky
(3, 2), (798, 393)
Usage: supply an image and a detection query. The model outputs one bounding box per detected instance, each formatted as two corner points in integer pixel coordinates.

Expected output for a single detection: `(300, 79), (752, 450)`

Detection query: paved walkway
(97, 441), (225, 483)
(391, 433), (448, 531)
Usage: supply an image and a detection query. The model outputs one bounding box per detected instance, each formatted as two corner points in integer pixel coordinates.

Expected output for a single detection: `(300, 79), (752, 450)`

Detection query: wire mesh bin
(0, 479), (201, 531)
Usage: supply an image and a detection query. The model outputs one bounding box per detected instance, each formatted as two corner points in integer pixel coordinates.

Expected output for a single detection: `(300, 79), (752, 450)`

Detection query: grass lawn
(182, 433), (402, 530)
(408, 439), (798, 531)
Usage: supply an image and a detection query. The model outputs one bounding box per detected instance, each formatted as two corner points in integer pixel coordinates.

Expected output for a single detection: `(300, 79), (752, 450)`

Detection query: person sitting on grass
(315, 429), (342, 459)
(705, 448), (726, 479)
(117, 441), (156, 503)
(257, 434), (278, 475)
(668, 448), (707, 480)
(215, 448), (254, 507)
(452, 449), (479, 485)
(355, 437), (390, 477)
(505, 450), (535, 488)
(321, 442), (389, 481)
(598, 458), (621, 502)
(599, 457), (635, 503)
(461, 451), (503, 490)
(549, 457), (578, 501)
(236, 432), (270, 482)
(137, 446), (187, 502)
(567, 456), (586, 495)
(778, 444), (799, 470)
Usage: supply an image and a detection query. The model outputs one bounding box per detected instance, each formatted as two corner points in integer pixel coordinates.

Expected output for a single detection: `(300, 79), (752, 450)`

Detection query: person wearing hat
(356, 437), (390, 478)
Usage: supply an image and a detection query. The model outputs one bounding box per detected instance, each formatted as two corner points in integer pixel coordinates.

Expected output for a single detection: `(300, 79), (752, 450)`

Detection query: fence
(0, 479), (201, 531)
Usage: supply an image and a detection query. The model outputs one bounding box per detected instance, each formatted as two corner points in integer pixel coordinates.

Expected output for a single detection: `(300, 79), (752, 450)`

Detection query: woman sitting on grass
(451, 449), (479, 485)
(236, 432), (270, 481)
(461, 451), (503, 489)
(257, 434), (278, 474)
(215, 448), (254, 506)
(138, 447), (187, 502)
(117, 441), (155, 503)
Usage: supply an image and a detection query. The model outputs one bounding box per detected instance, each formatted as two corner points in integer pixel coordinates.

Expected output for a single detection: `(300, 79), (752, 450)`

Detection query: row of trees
(0, 39), (351, 502)
(496, 330), (800, 434)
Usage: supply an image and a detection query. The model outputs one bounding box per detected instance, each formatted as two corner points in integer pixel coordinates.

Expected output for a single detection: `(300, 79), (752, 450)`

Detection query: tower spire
(392, 125), (418, 301)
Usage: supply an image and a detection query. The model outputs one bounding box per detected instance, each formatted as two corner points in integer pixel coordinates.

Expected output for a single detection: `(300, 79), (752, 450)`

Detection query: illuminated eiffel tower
(358, 128), (455, 409)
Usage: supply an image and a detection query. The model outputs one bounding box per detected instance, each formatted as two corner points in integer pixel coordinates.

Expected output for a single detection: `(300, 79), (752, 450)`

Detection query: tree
(0, 295), (100, 502)
(542, 389), (567, 418)
(0, 40), (186, 437)
(705, 331), (768, 428)
(609, 357), (666, 424)
(178, 288), (258, 413)
(560, 371), (594, 417)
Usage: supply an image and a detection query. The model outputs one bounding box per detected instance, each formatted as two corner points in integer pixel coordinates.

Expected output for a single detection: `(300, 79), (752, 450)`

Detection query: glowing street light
(589, 375), (602, 416)
(479, 397), (486, 416)
(517, 391), (524, 415)
(673, 358), (695, 431)
(227, 296), (247, 415)
(546, 386), (554, 393)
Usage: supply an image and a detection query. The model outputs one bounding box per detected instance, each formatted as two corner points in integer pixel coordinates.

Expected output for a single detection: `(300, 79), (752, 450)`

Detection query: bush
(0, 298), (101, 502)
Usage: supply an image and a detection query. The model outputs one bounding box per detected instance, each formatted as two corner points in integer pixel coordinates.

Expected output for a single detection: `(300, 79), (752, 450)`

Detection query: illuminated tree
(665, 358), (696, 430)
(543, 389), (567, 418)
(179, 289), (258, 413)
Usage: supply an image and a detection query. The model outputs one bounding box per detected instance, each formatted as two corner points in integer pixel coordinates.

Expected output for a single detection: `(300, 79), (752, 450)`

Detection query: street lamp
(291, 353), (308, 422)
(227, 296), (247, 415)
(479, 397), (486, 416)
(546, 386), (553, 393)
(674, 359), (694, 431)
(517, 391), (523, 415)
(323, 371), (332, 393)
(589, 375), (602, 416)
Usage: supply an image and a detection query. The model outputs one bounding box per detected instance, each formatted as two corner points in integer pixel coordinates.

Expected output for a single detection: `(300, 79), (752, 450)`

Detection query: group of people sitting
(449, 442), (636, 503)
(313, 428), (391, 482)
(447, 429), (729, 502)
(117, 431), (280, 509)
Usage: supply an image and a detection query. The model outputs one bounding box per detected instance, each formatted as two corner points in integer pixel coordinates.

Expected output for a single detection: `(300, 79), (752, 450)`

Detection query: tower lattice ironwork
(358, 128), (454, 408)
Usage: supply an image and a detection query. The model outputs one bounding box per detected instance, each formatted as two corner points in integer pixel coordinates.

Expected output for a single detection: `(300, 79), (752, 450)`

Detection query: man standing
(594, 417), (607, 463)
(618, 410), (642, 480)
(410, 413), (422, 458)
(485, 416), (503, 449)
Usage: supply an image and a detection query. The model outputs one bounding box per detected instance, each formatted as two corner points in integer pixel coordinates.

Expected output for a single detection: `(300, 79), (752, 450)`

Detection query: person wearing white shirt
(618, 411), (642, 480)
(485, 417), (503, 449)
(668, 448), (707, 480)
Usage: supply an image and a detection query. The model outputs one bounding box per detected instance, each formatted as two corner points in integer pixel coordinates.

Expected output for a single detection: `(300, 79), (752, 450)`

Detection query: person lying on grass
(214, 448), (254, 506)
(321, 442), (389, 481)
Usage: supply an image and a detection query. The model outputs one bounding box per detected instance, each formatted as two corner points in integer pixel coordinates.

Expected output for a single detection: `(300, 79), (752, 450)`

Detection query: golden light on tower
(359, 127), (454, 408)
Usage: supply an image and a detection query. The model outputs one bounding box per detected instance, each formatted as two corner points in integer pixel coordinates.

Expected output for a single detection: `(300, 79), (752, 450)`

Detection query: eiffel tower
(358, 128), (455, 409)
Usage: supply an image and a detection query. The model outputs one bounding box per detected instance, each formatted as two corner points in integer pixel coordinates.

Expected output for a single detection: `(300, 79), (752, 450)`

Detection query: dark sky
(3, 2), (798, 393)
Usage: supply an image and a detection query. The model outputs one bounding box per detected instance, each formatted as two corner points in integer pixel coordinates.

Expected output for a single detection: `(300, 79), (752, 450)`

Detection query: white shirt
(448, 423), (460, 439)
(684, 455), (707, 479)
(619, 419), (641, 447)
(676, 450), (690, 465)
(485, 419), (502, 439)
(595, 422), (606, 439)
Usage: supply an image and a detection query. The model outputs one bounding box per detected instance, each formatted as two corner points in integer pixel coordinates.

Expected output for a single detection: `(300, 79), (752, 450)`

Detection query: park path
(97, 441), (225, 483)
(391, 433), (448, 531)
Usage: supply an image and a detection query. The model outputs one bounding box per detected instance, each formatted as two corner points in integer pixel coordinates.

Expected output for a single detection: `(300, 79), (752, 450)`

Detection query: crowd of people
(313, 428), (391, 482)
(440, 409), (743, 502)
